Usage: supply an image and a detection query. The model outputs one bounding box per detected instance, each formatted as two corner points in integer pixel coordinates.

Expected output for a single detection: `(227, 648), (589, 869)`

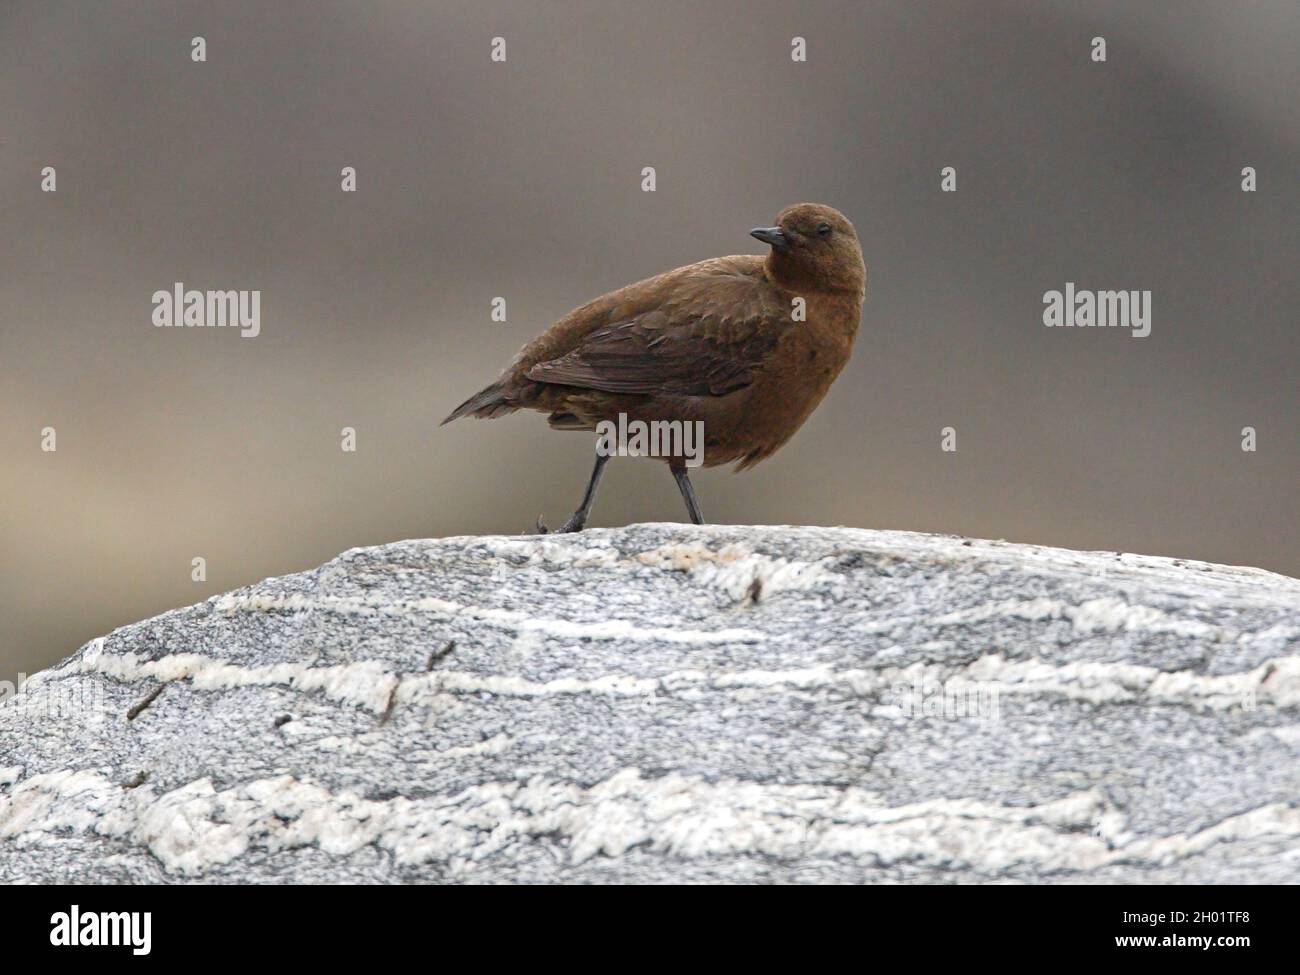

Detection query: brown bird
(443, 202), (867, 532)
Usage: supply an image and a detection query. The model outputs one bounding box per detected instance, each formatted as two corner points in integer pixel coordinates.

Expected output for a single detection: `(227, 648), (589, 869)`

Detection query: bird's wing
(525, 270), (785, 396)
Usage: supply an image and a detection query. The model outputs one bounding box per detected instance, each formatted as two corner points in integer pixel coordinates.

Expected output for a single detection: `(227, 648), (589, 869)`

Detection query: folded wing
(525, 270), (785, 397)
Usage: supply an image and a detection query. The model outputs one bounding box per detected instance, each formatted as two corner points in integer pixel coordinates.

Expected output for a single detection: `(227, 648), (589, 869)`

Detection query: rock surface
(2, 524), (1299, 884)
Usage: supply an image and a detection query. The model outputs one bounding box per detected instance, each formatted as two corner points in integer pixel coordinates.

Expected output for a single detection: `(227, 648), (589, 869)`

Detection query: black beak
(750, 226), (791, 255)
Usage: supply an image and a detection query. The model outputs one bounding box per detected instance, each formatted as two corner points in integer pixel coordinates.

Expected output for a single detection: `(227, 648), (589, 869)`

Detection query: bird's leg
(671, 464), (706, 525)
(536, 452), (609, 534)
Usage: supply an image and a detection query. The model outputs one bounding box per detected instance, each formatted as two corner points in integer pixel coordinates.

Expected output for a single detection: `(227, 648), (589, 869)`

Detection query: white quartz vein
(28, 649), (1300, 715)
(3, 767), (1297, 877)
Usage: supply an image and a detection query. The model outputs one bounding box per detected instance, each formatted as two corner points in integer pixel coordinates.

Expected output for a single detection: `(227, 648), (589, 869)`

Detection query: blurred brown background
(2, 0), (1297, 678)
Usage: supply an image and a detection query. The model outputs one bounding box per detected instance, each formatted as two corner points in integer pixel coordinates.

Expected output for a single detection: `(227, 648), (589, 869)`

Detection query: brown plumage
(444, 202), (867, 532)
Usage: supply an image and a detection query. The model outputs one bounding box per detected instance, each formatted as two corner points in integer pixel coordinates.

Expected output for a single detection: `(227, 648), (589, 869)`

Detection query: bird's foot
(534, 513), (586, 534)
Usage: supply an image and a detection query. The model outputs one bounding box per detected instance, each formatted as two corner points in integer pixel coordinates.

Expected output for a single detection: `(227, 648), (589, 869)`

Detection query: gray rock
(2, 524), (1298, 884)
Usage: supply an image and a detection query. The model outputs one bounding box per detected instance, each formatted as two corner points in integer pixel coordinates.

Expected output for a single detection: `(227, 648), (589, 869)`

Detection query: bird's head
(751, 203), (865, 295)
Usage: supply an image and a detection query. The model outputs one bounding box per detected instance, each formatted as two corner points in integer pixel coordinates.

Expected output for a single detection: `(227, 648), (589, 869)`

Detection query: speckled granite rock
(2, 524), (1298, 883)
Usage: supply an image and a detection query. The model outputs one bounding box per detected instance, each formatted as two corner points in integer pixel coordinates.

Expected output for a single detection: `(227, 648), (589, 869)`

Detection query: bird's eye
(816, 222), (832, 237)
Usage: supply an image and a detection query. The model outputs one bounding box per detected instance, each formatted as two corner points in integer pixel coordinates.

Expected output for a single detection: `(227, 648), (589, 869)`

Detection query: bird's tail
(441, 380), (516, 425)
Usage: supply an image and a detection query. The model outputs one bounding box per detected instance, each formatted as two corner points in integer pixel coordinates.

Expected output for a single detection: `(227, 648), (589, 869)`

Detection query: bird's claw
(534, 514), (585, 535)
